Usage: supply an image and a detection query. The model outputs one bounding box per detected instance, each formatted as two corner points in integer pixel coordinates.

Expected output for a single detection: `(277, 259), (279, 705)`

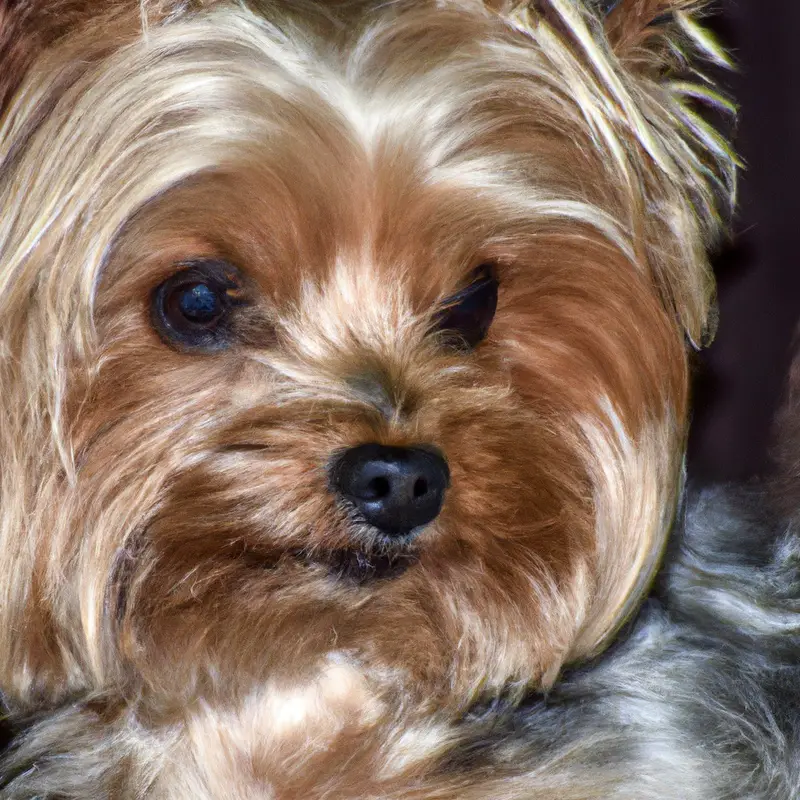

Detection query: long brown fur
(0, 0), (734, 796)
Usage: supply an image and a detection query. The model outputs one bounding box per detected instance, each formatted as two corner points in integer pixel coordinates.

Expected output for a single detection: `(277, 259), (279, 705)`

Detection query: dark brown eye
(434, 263), (499, 350)
(152, 260), (245, 351)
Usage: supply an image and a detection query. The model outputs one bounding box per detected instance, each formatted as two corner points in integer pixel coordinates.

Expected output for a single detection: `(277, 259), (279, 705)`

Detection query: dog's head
(0, 0), (734, 710)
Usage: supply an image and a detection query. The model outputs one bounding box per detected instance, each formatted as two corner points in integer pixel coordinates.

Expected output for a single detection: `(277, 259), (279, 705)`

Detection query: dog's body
(0, 0), (737, 796)
(454, 483), (800, 800)
(7, 484), (800, 799)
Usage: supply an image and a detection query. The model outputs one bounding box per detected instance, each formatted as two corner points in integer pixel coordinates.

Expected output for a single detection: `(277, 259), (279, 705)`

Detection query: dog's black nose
(330, 444), (450, 535)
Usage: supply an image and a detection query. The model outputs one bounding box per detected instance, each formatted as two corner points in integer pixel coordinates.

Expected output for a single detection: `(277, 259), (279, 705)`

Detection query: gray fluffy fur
(446, 484), (800, 798)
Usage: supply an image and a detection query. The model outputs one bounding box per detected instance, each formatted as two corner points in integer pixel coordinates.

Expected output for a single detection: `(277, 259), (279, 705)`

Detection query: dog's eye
(152, 260), (244, 351)
(434, 264), (499, 350)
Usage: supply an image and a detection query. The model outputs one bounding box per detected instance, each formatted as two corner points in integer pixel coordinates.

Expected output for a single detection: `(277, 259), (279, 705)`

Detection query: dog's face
(0, 0), (733, 711)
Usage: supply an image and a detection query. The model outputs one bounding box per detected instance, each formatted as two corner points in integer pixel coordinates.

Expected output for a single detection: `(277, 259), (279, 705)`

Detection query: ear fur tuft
(0, 0), (99, 116)
(604, 0), (729, 71)
(0, 0), (35, 114)
(482, 0), (735, 347)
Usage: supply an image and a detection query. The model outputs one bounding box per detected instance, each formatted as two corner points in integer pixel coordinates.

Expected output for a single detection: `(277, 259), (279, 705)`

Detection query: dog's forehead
(96, 4), (589, 309)
(98, 8), (556, 308)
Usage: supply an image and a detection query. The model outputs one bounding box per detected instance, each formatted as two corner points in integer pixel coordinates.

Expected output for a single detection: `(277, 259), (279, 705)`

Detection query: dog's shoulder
(664, 483), (800, 646)
(441, 485), (800, 799)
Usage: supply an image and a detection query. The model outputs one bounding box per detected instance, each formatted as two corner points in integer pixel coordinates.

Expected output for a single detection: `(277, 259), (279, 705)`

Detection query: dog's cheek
(82, 410), (364, 696)
(487, 239), (689, 665)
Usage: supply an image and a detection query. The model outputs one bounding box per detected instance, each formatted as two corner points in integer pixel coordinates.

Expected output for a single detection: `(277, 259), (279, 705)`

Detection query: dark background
(689, 1), (800, 484)
(0, 0), (795, 755)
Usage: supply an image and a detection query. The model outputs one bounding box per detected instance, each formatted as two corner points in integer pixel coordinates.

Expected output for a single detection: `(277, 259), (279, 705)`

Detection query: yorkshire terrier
(0, 0), (735, 796)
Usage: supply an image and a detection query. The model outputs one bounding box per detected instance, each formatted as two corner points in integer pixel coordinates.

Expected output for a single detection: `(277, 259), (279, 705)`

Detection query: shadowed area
(689, 1), (800, 484)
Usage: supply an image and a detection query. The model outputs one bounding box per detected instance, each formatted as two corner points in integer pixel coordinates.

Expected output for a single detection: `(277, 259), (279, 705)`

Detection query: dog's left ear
(602, 0), (681, 47)
(0, 0), (166, 118)
(486, 0), (734, 346)
(488, 1), (718, 73)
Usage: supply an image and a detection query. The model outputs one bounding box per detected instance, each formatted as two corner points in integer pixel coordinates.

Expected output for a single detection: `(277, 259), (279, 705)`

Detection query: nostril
(365, 476), (391, 500)
(413, 477), (428, 498)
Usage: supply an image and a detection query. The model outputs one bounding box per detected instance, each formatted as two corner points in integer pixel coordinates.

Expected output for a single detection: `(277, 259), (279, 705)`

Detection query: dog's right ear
(0, 0), (86, 116)
(0, 1), (220, 119)
(0, 0), (37, 115)
(0, 0), (127, 117)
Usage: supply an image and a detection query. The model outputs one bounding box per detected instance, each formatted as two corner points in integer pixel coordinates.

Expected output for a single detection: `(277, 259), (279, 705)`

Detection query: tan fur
(0, 0), (734, 796)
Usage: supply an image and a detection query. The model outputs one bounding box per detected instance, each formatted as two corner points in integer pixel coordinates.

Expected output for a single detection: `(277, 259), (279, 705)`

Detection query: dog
(0, 0), (735, 796)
